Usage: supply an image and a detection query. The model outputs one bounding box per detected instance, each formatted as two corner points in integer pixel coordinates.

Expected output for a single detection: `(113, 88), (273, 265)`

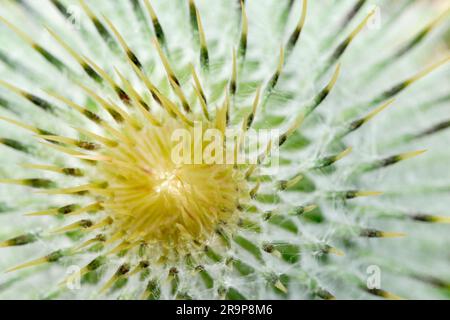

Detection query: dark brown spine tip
(80, 219), (94, 228)
(372, 82), (408, 105)
(316, 156), (335, 168)
(25, 94), (56, 113)
(150, 91), (162, 105)
(182, 101), (192, 113)
(114, 86), (131, 105)
(87, 256), (106, 271)
(293, 206), (307, 215)
(314, 86), (330, 107)
(46, 250), (64, 262)
(366, 288), (384, 296)
(330, 38), (350, 62)
(359, 228), (382, 238)
(341, 0), (366, 28)
(108, 109), (124, 122)
(57, 204), (79, 215)
(189, 2), (198, 32)
(263, 211), (273, 221)
(348, 118), (365, 132)
(127, 50), (143, 69)
(34, 45), (66, 71)
(239, 36), (247, 59)
(262, 243), (274, 253)
(266, 72), (280, 93)
(246, 113), (254, 129)
(75, 190), (89, 196)
(0, 138), (30, 153)
(3, 233), (37, 247)
(410, 214), (435, 223)
(37, 129), (55, 137)
(415, 120), (450, 138)
(378, 155), (400, 168)
(395, 28), (428, 58)
(96, 234), (107, 242)
(82, 109), (101, 123)
(62, 168), (84, 177)
(195, 265), (205, 272)
(278, 134), (288, 147)
(287, 27), (302, 52)
(50, 0), (69, 18)
(315, 288), (335, 300)
(27, 178), (56, 189)
(169, 267), (178, 276)
(200, 46), (209, 70)
(92, 18), (119, 51)
(140, 100), (150, 111)
(98, 181), (109, 189)
(278, 180), (288, 190)
(82, 63), (102, 83)
(344, 190), (358, 199)
(0, 94), (11, 109)
(117, 263), (131, 275)
(412, 274), (449, 289)
(230, 80), (237, 96)
(77, 141), (100, 151)
(153, 20), (166, 47)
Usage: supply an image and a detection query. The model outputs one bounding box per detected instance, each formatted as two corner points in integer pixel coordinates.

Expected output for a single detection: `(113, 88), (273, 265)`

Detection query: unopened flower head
(0, 0), (449, 300)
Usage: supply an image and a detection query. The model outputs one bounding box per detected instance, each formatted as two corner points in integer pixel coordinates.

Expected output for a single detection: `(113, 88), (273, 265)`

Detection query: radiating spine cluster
(0, 0), (449, 299)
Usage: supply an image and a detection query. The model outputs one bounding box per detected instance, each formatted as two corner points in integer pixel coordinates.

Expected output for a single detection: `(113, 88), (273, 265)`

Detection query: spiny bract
(0, 0), (449, 300)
